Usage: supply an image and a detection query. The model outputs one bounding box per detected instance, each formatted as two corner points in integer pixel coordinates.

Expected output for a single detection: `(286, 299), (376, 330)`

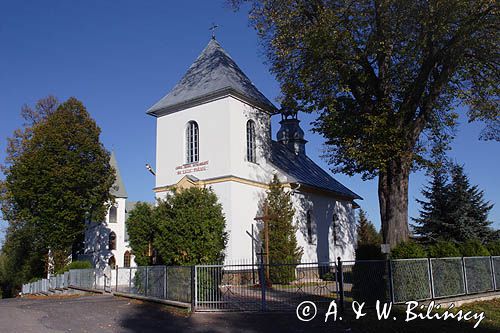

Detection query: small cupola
(277, 108), (307, 155)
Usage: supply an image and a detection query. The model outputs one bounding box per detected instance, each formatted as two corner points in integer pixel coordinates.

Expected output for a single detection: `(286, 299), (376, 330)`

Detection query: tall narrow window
(108, 256), (116, 269)
(109, 232), (117, 250)
(109, 206), (117, 223)
(246, 120), (256, 163)
(186, 121), (199, 163)
(123, 251), (131, 268)
(333, 214), (338, 245)
(306, 210), (313, 244)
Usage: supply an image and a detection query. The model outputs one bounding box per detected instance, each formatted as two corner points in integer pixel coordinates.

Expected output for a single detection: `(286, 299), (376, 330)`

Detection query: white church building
(146, 38), (361, 263)
(84, 152), (137, 270)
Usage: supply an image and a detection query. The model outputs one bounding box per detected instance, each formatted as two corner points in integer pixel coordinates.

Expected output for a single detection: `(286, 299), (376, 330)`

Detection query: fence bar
(428, 258), (435, 299)
(388, 259), (395, 303)
(462, 257), (468, 294)
(490, 256), (497, 291)
(337, 257), (344, 314)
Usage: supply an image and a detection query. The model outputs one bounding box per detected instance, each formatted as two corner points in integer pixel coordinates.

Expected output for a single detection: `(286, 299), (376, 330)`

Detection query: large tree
(1, 97), (115, 273)
(233, 0), (499, 247)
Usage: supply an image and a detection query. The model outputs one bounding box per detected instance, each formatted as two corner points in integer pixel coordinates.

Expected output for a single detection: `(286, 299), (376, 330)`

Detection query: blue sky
(1, 0), (498, 244)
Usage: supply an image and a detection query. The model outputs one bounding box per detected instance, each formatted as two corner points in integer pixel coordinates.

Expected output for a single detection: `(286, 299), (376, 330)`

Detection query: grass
(337, 298), (500, 332)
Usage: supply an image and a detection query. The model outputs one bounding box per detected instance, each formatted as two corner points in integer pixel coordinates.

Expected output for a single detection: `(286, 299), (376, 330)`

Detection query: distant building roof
(269, 141), (362, 200)
(109, 151), (127, 198)
(147, 38), (277, 117)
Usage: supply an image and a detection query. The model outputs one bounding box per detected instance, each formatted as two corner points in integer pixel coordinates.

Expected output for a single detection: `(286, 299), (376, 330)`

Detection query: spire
(110, 151), (127, 198)
(276, 109), (307, 155)
(147, 38), (276, 116)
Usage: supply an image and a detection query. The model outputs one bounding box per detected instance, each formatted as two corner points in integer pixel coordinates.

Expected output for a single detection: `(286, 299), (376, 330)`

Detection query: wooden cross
(254, 203), (273, 286)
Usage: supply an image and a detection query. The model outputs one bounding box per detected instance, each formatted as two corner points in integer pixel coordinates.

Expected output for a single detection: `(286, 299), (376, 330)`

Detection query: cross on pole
(209, 23), (219, 39)
(254, 203), (273, 286)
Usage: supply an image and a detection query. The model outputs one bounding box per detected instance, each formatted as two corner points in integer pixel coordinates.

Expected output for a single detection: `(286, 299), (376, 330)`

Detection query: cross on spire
(209, 23), (219, 39)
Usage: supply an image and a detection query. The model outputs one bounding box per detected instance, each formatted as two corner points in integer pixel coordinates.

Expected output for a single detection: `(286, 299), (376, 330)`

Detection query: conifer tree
(413, 164), (495, 243)
(446, 164), (494, 243)
(412, 168), (450, 243)
(356, 209), (382, 246)
(262, 175), (302, 283)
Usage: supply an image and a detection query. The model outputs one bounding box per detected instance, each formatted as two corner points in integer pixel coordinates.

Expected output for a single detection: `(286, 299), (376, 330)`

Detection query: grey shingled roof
(270, 141), (362, 200)
(110, 151), (127, 198)
(147, 38), (277, 116)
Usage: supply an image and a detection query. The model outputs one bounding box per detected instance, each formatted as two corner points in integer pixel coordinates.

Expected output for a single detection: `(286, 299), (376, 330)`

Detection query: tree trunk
(378, 158), (410, 248)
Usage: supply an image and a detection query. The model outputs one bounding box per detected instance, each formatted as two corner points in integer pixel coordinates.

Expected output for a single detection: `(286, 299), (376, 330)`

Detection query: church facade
(147, 38), (361, 263)
(83, 152), (137, 270)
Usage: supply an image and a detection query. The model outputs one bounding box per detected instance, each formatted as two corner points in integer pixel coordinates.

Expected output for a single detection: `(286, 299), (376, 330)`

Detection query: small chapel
(146, 37), (361, 263)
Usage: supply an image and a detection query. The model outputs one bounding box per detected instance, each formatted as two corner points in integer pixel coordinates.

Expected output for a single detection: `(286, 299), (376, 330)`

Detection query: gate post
(337, 257), (344, 315)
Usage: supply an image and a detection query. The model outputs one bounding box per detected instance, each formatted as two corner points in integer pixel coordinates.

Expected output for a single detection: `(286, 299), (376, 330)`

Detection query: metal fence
(22, 256), (500, 312)
(114, 266), (192, 303)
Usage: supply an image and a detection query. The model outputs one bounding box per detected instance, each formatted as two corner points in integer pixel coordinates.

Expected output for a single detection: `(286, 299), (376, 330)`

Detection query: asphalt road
(0, 295), (351, 333)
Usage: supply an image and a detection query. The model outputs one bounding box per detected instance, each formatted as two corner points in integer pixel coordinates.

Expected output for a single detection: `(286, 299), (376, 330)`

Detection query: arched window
(108, 256), (116, 269)
(109, 206), (117, 223)
(246, 120), (256, 163)
(109, 232), (117, 250)
(123, 251), (131, 268)
(306, 210), (313, 244)
(186, 121), (199, 163)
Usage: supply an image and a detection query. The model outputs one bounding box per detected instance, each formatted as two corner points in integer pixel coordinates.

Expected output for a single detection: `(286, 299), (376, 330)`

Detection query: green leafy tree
(233, 0), (499, 247)
(126, 202), (157, 266)
(262, 175), (302, 283)
(154, 187), (227, 265)
(357, 209), (382, 246)
(1, 97), (115, 276)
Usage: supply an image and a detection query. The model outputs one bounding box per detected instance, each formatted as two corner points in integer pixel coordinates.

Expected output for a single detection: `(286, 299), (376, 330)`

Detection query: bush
(56, 260), (92, 274)
(427, 241), (461, 258)
(355, 244), (384, 260)
(459, 239), (490, 257)
(486, 241), (500, 256)
(351, 260), (389, 305)
(391, 241), (427, 259)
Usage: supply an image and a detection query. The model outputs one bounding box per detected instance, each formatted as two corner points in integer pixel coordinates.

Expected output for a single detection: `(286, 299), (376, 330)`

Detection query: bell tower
(276, 110), (307, 155)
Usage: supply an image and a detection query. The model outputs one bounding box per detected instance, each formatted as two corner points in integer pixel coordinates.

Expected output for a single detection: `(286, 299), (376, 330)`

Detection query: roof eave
(146, 87), (278, 118)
